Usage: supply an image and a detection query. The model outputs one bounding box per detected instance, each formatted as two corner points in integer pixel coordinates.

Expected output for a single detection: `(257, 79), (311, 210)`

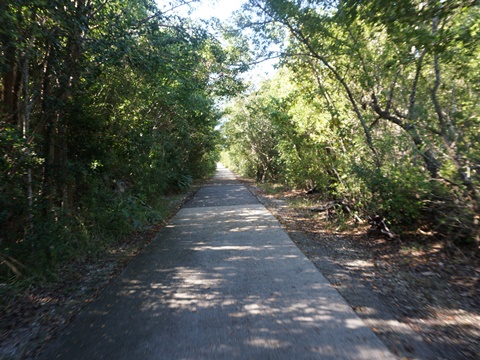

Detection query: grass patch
(256, 182), (290, 195)
(286, 196), (316, 209)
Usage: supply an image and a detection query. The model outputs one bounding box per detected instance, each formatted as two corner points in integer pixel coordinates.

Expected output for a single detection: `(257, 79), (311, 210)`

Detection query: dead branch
(368, 215), (396, 240)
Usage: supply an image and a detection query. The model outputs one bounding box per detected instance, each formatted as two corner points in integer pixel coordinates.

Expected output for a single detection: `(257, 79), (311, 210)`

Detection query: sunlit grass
(256, 182), (290, 195)
(286, 197), (316, 210)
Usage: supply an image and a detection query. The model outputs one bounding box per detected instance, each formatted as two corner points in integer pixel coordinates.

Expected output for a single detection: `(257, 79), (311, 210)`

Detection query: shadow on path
(40, 164), (395, 359)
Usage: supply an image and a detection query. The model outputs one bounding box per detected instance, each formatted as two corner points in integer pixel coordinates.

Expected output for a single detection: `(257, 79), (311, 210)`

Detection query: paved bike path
(41, 164), (395, 359)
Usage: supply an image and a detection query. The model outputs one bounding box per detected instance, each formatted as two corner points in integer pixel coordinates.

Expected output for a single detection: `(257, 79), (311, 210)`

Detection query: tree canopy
(0, 0), (245, 278)
(221, 0), (479, 244)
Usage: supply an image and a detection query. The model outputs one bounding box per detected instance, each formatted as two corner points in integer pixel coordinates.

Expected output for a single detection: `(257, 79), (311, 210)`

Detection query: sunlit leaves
(223, 0), (479, 241)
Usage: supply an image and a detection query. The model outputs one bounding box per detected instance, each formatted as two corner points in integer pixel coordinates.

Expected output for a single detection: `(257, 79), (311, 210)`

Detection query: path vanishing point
(41, 164), (396, 359)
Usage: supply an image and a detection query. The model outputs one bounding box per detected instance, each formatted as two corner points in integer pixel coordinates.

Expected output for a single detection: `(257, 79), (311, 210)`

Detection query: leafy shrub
(352, 163), (431, 226)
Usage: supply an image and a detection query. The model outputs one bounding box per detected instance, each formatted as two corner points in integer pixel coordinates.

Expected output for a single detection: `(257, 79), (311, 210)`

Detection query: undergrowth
(0, 178), (206, 303)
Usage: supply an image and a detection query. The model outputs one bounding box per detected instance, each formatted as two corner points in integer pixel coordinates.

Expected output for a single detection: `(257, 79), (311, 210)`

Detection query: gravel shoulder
(240, 178), (480, 360)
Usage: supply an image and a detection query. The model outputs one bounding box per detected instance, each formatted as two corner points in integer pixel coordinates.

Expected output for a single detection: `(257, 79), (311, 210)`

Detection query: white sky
(156, 0), (245, 21)
(183, 0), (244, 21)
(157, 0), (276, 83)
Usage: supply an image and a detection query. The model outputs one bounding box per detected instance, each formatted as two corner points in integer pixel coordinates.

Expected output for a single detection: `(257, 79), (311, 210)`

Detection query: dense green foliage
(222, 0), (479, 243)
(0, 0), (243, 280)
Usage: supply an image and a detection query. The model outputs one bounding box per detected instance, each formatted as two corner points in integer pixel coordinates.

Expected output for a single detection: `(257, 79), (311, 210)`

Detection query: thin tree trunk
(1, 43), (18, 123)
(431, 54), (479, 220)
(370, 95), (440, 178)
(430, 17), (479, 243)
(408, 50), (427, 119)
(22, 47), (34, 238)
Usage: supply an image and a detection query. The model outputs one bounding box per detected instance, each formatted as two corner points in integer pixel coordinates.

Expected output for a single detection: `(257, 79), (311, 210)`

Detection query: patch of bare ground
(240, 178), (479, 360)
(0, 190), (198, 360)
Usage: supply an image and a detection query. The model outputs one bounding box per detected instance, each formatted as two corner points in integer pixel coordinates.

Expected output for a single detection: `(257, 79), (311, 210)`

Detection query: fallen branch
(0, 254), (26, 277)
(368, 215), (396, 240)
(310, 200), (345, 212)
(306, 186), (318, 195)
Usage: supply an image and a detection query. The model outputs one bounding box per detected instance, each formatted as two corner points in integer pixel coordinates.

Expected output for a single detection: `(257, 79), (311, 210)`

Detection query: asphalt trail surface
(41, 164), (395, 359)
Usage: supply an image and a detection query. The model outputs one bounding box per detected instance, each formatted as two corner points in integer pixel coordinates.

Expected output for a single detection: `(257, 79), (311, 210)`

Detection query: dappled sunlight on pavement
(40, 164), (394, 359)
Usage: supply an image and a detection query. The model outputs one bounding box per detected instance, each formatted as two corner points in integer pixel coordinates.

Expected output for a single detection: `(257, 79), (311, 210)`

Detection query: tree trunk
(21, 46), (34, 238)
(430, 54), (479, 243)
(370, 97), (440, 178)
(1, 36), (19, 125)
